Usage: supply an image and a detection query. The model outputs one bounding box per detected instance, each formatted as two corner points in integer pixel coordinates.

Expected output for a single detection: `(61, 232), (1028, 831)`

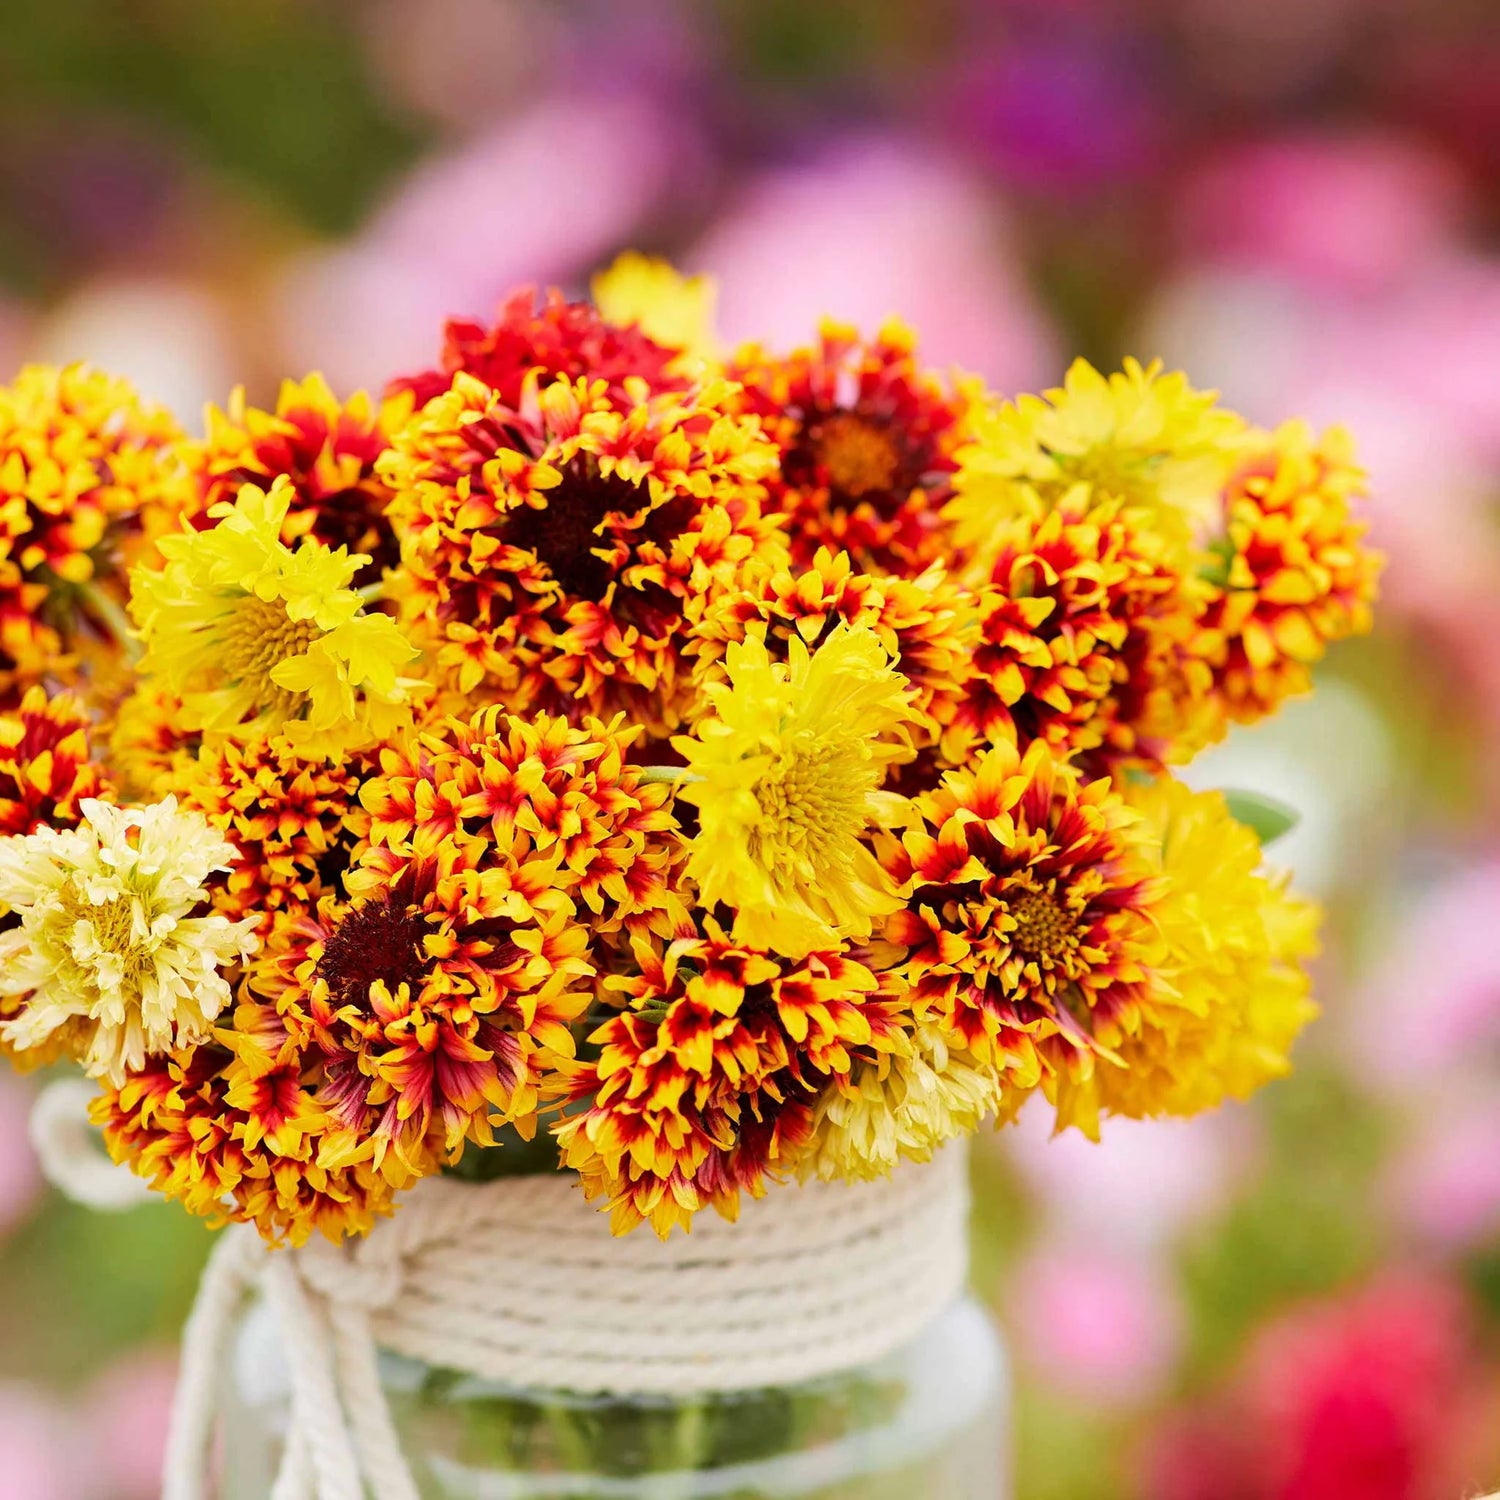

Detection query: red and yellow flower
(729, 320), (982, 577)
(249, 708), (684, 1183)
(1195, 422), (1380, 724)
(391, 285), (693, 412)
(0, 364), (190, 703)
(880, 740), (1166, 1099)
(167, 733), (375, 933)
(947, 488), (1215, 772)
(0, 686), (113, 836)
(688, 546), (975, 752)
(552, 923), (905, 1236)
(94, 1034), (396, 1245)
(378, 371), (783, 731)
(177, 374), (413, 582)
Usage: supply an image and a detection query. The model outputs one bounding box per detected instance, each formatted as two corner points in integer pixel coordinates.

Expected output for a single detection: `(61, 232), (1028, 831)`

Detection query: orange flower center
(814, 413), (902, 499)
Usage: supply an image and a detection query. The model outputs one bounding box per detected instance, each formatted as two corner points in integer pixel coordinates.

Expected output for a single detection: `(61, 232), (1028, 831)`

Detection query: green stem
(78, 580), (141, 664)
(637, 766), (700, 786)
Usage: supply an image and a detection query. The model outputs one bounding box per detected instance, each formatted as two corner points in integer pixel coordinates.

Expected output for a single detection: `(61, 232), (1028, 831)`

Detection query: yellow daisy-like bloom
(801, 1020), (1005, 1183)
(673, 623), (918, 957)
(591, 252), (720, 368)
(1047, 776), (1320, 1137)
(177, 374), (413, 582)
(948, 358), (1245, 560)
(129, 475), (423, 756)
(688, 546), (976, 756)
(1196, 421), (1380, 725)
(0, 364), (190, 703)
(0, 796), (258, 1085)
(379, 371), (783, 734)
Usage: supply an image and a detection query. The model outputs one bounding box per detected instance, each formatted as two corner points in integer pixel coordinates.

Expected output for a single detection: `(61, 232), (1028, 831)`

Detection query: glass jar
(221, 1294), (1008, 1499)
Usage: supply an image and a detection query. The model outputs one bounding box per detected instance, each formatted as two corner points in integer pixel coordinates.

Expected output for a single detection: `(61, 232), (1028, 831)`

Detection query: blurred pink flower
(0, 1386), (73, 1500)
(1355, 862), (1500, 1086)
(276, 90), (705, 392)
(1178, 132), (1468, 294)
(1006, 1240), (1183, 1406)
(1142, 1274), (1494, 1500)
(1385, 1092), (1500, 1252)
(691, 136), (1058, 389)
(945, 32), (1169, 193)
(1006, 1109), (1252, 1252)
(0, 1075), (42, 1238)
(78, 1351), (178, 1500)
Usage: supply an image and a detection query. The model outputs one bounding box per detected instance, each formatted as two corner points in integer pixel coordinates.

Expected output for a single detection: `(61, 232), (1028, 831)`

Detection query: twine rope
(30, 1080), (970, 1500)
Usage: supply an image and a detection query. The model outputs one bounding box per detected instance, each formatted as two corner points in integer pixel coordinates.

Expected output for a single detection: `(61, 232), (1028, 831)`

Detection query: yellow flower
(591, 251), (720, 367)
(129, 475), (423, 756)
(0, 796), (258, 1084)
(672, 622), (918, 957)
(948, 357), (1245, 560)
(1048, 775), (1320, 1136)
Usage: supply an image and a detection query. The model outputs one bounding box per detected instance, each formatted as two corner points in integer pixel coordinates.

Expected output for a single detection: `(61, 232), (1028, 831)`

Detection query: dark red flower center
(316, 892), (435, 1008)
(508, 466), (645, 598)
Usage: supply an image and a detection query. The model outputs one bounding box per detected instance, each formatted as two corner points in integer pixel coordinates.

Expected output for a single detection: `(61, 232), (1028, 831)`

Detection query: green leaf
(1222, 788), (1300, 847)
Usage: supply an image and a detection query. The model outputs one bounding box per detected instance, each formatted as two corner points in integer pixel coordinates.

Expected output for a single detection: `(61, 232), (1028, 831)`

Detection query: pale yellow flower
(672, 622), (918, 957)
(0, 797), (258, 1084)
(802, 1022), (1005, 1182)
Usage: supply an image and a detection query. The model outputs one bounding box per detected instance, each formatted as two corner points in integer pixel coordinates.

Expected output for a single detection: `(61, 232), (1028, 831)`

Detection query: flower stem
(638, 765), (700, 786)
(78, 580), (141, 664)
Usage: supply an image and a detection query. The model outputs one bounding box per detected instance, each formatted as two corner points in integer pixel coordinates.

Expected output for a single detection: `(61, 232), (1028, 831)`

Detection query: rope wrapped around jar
(31, 1081), (971, 1500)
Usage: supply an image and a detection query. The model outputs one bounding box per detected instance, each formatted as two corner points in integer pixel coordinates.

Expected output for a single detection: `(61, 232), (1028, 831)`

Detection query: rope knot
(296, 1232), (405, 1312)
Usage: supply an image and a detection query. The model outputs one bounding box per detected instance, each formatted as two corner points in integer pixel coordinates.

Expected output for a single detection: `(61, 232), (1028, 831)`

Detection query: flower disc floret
(0, 796), (258, 1084)
(130, 474), (422, 755)
(379, 371), (783, 731)
(674, 623), (919, 957)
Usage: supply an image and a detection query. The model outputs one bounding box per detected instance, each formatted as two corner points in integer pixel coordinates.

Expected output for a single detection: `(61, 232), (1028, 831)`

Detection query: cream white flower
(802, 1022), (1005, 1182)
(0, 797), (258, 1084)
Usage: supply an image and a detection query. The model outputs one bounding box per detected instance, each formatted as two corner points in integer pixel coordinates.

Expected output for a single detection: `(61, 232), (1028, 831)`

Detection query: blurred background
(1, 1), (1499, 1495)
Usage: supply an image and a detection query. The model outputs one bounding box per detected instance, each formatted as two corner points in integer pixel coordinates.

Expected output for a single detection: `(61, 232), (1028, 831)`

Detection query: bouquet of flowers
(0, 255), (1378, 1249)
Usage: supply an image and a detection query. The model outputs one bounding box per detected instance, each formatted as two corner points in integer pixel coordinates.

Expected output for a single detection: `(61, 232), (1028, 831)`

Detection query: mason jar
(221, 1291), (1008, 1499)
